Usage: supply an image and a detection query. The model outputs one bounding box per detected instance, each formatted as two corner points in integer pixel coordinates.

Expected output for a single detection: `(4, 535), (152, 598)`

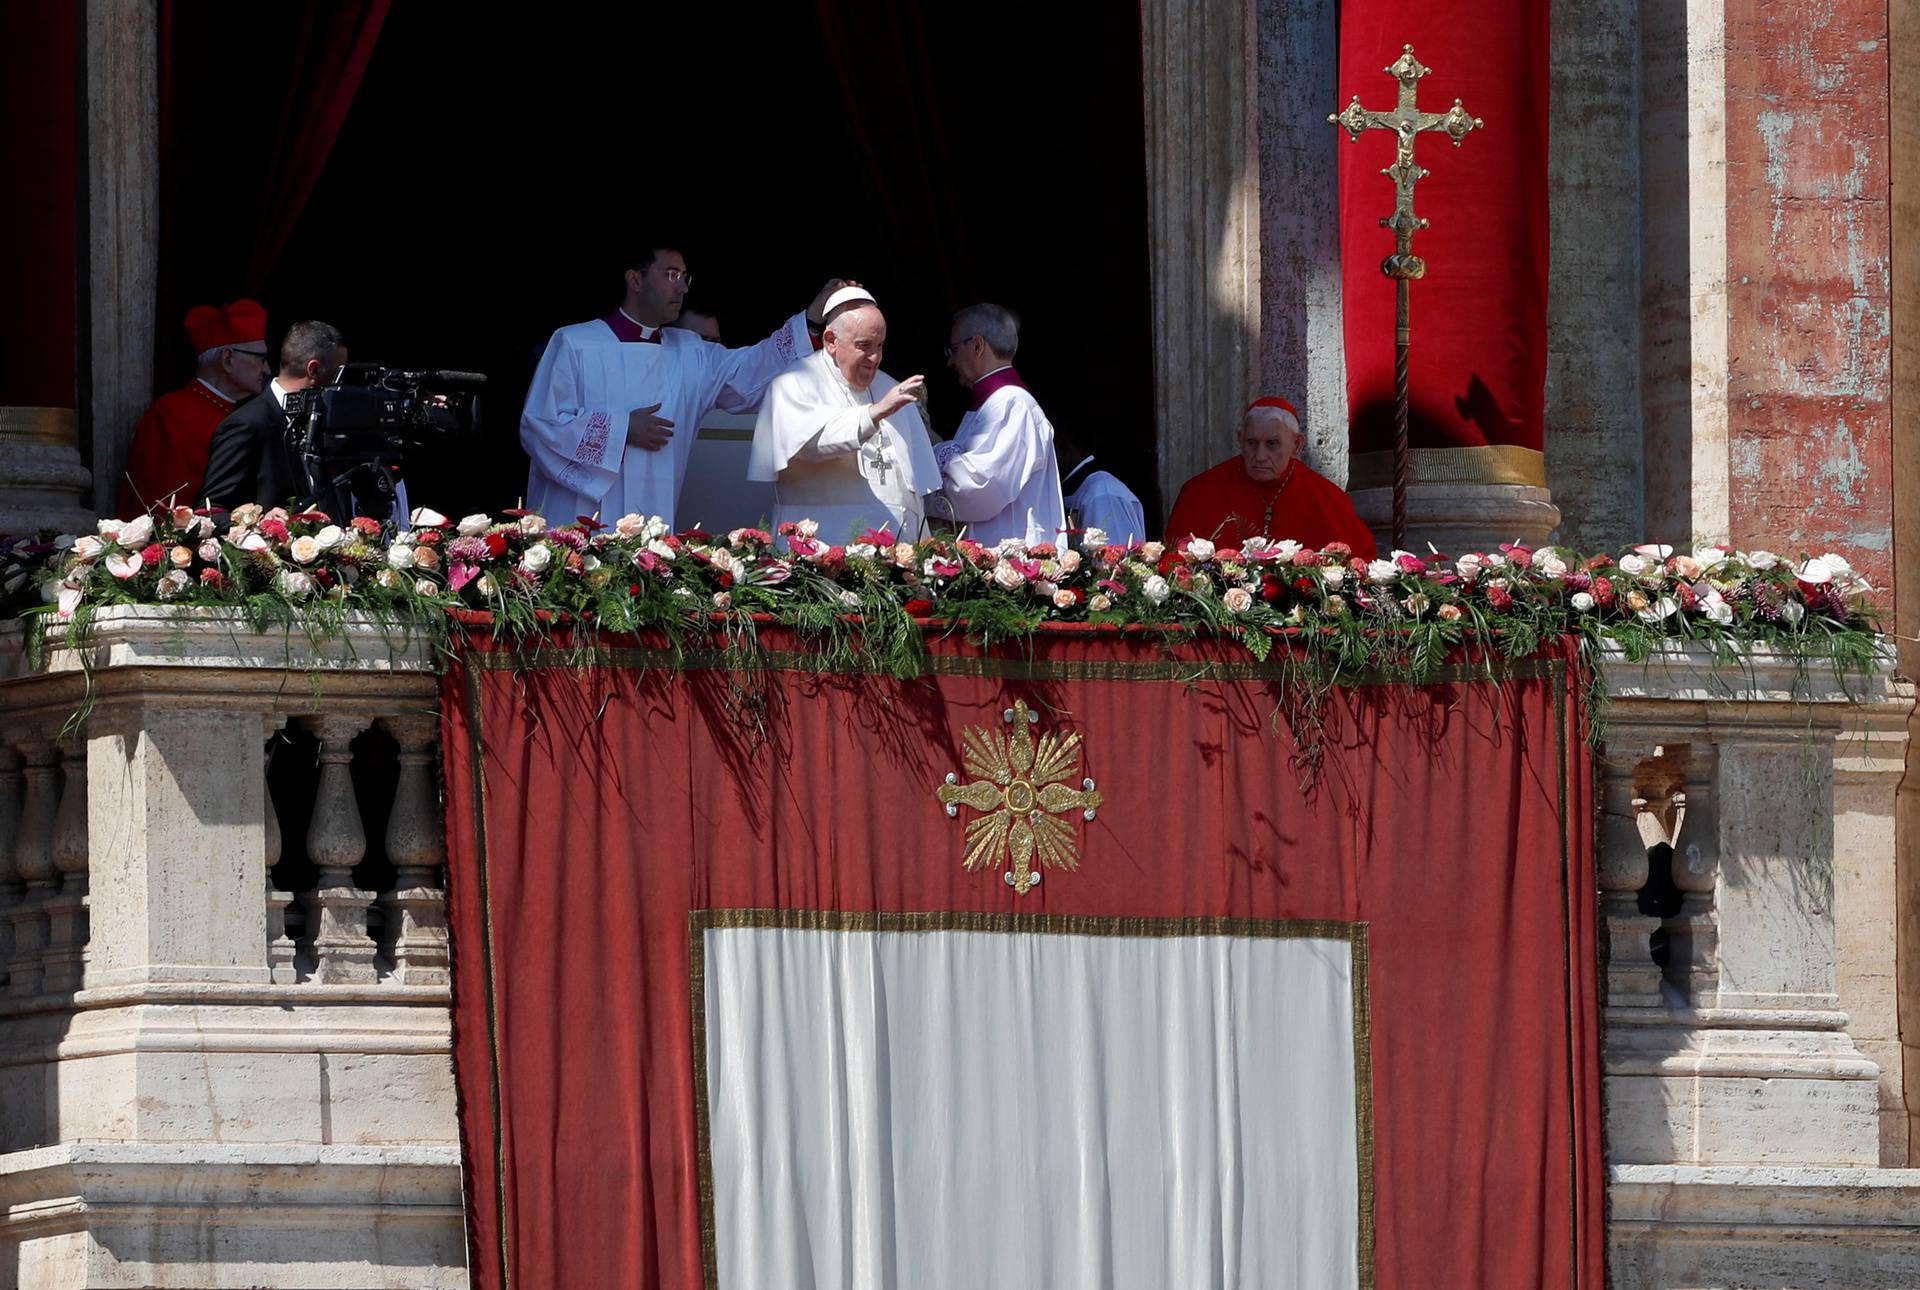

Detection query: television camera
(285, 363), (485, 522)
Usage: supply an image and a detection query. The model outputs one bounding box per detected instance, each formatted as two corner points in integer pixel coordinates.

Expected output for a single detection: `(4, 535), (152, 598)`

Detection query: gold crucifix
(1330, 45), (1484, 550)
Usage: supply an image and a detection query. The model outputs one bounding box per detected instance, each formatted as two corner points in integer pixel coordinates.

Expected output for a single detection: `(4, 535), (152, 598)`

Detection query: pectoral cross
(865, 438), (895, 488)
(1330, 44), (1483, 551)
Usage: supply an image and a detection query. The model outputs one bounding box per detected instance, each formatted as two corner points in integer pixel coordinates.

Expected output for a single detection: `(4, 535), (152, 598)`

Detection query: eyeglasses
(943, 336), (978, 361)
(651, 267), (693, 287)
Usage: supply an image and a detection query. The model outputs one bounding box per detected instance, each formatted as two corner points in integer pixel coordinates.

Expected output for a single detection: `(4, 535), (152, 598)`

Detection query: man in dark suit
(203, 320), (347, 512)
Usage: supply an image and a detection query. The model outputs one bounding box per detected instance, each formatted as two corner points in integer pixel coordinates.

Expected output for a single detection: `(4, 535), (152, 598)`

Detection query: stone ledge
(0, 606), (441, 683)
(1610, 1164), (1920, 1228)
(0, 1142), (464, 1210)
(1597, 640), (1899, 706)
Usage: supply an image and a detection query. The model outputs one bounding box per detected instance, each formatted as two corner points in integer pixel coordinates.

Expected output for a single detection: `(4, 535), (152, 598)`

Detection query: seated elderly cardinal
(1164, 397), (1376, 558)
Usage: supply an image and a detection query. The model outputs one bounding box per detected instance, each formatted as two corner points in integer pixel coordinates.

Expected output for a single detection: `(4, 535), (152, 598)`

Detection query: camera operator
(203, 320), (348, 512)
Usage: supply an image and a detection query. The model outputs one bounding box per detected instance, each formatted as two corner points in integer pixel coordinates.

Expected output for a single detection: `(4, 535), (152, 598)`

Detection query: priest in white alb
(520, 244), (846, 527)
(937, 302), (1067, 546)
(748, 287), (941, 541)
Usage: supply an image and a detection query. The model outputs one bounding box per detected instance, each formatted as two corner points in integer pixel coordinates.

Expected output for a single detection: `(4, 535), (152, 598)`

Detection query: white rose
(1142, 575), (1170, 604)
(155, 569), (190, 600)
(992, 563), (1025, 591)
(713, 591), (733, 610)
(1273, 539), (1303, 560)
(1745, 550), (1780, 571)
(475, 574), (498, 596)
(1694, 547), (1729, 571)
(116, 515), (154, 547)
(1570, 591), (1596, 612)
(640, 517), (670, 542)
(1139, 542), (1165, 563)
(615, 513), (647, 538)
(1183, 537), (1216, 561)
(847, 543), (877, 561)
(1454, 553), (1484, 582)
(1618, 553), (1650, 577)
(520, 544), (553, 573)
(517, 514), (547, 535)
(583, 554), (601, 572)
(1403, 592), (1431, 616)
(276, 570), (313, 597)
(794, 519), (820, 539)
(387, 543), (416, 569)
(1483, 552), (1509, 568)
(1057, 549), (1082, 574)
(1782, 600), (1806, 624)
(1033, 579), (1059, 598)
(892, 542), (917, 568)
(288, 536), (321, 564)
(1321, 565), (1346, 588)
(1533, 552), (1568, 579)
(1223, 586), (1253, 615)
(409, 508), (450, 528)
(458, 514), (492, 536)
(1052, 588), (1077, 609)
(839, 589), (861, 608)
(374, 568), (401, 589)
(414, 577), (438, 596)
(1366, 559), (1398, 585)
(646, 539), (677, 561)
(1089, 593), (1113, 613)
(1702, 591), (1734, 626)
(197, 540), (222, 562)
(96, 518), (122, 538)
(311, 525), (344, 551)
(1081, 527), (1109, 549)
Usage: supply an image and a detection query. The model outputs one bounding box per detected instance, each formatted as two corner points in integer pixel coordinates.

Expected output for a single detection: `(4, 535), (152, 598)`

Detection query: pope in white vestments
(520, 249), (839, 528)
(938, 303), (1067, 547)
(748, 289), (941, 542)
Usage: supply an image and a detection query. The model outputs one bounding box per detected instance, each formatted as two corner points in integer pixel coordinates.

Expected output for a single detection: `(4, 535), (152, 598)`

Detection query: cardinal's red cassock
(1165, 456), (1378, 558)
(117, 381), (237, 516)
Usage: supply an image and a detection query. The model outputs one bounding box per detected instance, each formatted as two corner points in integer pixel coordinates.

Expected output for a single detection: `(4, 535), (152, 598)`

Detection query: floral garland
(0, 504), (1885, 686)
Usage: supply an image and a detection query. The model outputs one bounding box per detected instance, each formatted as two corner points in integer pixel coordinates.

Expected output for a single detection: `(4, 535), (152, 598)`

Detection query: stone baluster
(264, 717), (299, 984)
(380, 714), (449, 986)
(0, 744), (22, 991)
(8, 739), (60, 996)
(1596, 737), (1666, 1010)
(1660, 746), (1720, 1004)
(304, 714), (378, 984)
(40, 736), (90, 993)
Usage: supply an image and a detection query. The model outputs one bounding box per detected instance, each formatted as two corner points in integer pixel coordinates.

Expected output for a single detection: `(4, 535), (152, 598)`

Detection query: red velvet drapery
(443, 629), (1603, 1289)
(1337, 3), (1551, 460)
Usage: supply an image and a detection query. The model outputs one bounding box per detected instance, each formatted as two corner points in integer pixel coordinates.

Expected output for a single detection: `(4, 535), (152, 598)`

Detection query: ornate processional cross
(1330, 45), (1483, 551)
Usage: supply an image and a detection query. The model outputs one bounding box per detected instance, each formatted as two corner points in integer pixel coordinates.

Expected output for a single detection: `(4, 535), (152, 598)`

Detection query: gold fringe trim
(1347, 444), (1547, 489)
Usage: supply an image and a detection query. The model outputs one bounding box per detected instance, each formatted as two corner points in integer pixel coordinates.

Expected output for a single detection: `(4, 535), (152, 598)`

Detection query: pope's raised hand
(627, 403), (675, 452)
(873, 375), (926, 421)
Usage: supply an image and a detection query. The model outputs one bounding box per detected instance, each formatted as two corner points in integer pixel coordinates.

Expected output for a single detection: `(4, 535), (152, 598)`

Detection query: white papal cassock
(520, 309), (808, 528)
(748, 347), (941, 542)
(940, 367), (1067, 547)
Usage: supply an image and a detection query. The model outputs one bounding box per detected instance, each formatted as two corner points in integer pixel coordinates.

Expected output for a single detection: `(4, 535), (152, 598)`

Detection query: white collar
(196, 377), (238, 404)
(269, 378), (294, 409)
(974, 364), (1014, 385)
(618, 306), (659, 339)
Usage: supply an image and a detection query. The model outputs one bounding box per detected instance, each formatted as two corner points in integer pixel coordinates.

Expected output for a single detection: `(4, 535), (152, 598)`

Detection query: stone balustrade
(1594, 645), (1919, 1283)
(0, 607), (464, 1288)
(0, 613), (1910, 1287)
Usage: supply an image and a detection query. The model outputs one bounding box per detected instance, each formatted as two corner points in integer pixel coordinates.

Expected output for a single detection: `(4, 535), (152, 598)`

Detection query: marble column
(1141, 0), (1261, 524)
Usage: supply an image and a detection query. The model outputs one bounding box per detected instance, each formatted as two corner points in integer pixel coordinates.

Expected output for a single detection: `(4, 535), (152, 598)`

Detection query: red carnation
(1029, 543), (1057, 559)
(1487, 584), (1514, 610)
(198, 568), (226, 589)
(717, 572), (734, 589)
(416, 528), (444, 546)
(349, 517), (383, 537)
(139, 542), (164, 567)
(259, 518), (290, 542)
(902, 598), (935, 616)
(484, 532), (508, 558)
(1592, 576), (1615, 606)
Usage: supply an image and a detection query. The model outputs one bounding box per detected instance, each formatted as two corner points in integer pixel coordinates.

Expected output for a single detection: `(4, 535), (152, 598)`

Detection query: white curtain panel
(699, 922), (1362, 1289)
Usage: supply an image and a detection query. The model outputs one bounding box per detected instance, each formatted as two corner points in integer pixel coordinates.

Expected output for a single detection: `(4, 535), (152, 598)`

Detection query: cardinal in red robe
(117, 299), (272, 516)
(1164, 397), (1377, 558)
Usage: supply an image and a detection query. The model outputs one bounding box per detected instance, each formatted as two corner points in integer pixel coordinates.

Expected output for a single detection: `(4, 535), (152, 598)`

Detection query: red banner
(443, 629), (1601, 1288)
(1338, 3), (1551, 460)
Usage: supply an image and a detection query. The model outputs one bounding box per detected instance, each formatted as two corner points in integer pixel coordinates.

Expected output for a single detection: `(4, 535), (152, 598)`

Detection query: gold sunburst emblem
(936, 700), (1102, 895)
